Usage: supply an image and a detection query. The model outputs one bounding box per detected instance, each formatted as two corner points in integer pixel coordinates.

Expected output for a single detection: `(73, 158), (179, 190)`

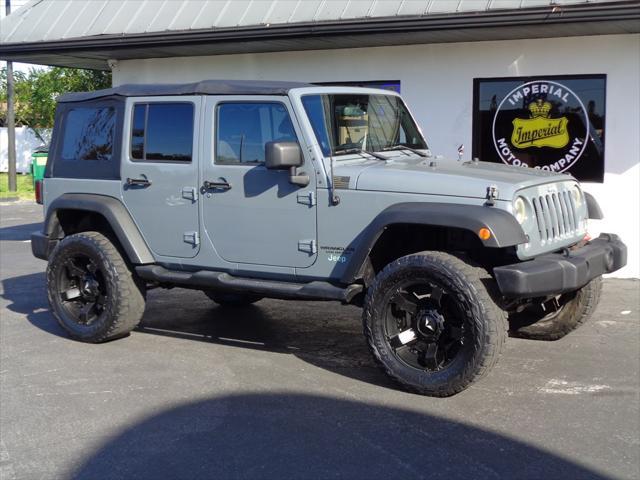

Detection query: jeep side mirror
(265, 141), (302, 169)
(265, 141), (309, 187)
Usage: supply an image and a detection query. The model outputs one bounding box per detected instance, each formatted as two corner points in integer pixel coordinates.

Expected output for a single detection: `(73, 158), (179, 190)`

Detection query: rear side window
(61, 107), (115, 161)
(130, 103), (194, 162)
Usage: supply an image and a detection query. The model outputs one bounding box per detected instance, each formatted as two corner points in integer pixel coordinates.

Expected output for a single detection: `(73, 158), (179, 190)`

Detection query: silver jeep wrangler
(31, 80), (626, 396)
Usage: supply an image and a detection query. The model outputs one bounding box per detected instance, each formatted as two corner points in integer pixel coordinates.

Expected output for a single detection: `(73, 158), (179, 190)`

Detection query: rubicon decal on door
(492, 80), (589, 173)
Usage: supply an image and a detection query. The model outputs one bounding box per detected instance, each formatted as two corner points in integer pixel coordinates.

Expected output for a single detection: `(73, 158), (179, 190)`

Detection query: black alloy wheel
(384, 280), (467, 372)
(363, 251), (506, 397)
(47, 231), (146, 343)
(56, 254), (108, 326)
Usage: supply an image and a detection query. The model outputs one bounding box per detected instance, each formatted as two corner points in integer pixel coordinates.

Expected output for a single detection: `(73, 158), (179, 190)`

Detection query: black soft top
(58, 79), (313, 103)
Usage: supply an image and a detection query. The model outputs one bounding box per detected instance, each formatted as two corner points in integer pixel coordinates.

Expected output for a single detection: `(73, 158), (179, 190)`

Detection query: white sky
(0, 0), (29, 17)
(1, 0), (48, 72)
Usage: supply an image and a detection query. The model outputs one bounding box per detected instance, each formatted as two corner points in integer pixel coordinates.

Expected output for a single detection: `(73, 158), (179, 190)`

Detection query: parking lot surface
(1, 201), (639, 480)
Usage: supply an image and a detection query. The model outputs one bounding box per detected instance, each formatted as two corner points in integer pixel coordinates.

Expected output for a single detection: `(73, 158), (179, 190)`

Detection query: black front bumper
(31, 231), (57, 261)
(494, 234), (627, 299)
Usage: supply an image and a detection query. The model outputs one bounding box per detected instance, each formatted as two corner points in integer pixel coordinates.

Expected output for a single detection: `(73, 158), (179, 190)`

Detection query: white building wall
(114, 34), (640, 278)
(0, 127), (48, 173)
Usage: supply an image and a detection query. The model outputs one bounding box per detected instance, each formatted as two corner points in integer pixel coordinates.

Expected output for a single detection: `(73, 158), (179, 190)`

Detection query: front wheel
(363, 252), (507, 397)
(509, 277), (602, 341)
(47, 231), (146, 343)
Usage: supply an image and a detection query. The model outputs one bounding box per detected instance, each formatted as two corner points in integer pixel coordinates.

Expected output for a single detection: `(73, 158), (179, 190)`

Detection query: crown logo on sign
(529, 99), (552, 118)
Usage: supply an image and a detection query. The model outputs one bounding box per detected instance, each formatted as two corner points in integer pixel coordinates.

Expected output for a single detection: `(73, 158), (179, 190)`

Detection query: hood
(348, 156), (572, 201)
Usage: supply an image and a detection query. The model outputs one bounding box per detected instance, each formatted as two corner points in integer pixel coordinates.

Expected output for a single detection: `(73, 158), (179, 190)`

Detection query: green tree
(1, 66), (111, 143)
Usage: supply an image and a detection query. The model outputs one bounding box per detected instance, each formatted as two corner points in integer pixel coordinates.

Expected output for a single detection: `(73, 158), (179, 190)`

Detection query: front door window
(216, 102), (298, 164)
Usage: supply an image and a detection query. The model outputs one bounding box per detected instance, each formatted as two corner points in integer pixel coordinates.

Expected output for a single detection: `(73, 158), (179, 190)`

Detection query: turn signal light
(35, 180), (43, 205)
(478, 228), (492, 241)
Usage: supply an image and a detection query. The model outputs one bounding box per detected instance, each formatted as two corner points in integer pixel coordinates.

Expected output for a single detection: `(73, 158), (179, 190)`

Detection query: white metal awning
(1, 0), (638, 69)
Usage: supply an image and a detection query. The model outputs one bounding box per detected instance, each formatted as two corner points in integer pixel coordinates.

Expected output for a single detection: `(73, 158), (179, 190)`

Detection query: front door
(202, 96), (317, 268)
(121, 97), (201, 259)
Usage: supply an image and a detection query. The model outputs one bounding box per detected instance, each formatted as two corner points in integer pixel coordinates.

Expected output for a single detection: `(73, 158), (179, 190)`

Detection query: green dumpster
(31, 147), (48, 187)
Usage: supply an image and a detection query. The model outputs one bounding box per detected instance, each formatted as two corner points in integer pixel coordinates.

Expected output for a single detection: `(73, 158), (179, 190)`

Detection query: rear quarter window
(61, 107), (115, 161)
(48, 100), (123, 180)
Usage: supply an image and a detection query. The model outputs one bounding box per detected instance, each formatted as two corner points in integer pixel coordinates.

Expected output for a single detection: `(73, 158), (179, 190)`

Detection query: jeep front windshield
(301, 94), (428, 158)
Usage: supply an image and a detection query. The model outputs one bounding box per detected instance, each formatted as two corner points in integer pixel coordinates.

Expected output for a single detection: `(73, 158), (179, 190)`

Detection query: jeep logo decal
(491, 80), (589, 173)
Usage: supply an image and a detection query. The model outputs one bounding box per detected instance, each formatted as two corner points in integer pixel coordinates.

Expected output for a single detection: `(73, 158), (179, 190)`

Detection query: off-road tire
(205, 291), (263, 307)
(47, 231), (146, 343)
(363, 251), (507, 397)
(509, 277), (602, 341)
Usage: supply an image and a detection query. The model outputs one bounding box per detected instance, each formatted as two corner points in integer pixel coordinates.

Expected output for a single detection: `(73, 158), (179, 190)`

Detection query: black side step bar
(135, 265), (363, 303)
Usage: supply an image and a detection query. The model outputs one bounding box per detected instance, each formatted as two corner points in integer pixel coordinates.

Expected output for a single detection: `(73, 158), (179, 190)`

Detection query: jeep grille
(516, 181), (588, 260)
(531, 190), (579, 242)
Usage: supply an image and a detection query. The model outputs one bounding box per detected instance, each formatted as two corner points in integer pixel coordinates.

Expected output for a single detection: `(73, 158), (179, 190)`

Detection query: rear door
(121, 97), (201, 258)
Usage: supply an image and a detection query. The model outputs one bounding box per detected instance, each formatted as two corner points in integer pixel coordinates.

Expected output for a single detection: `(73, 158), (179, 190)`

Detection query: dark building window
(316, 80), (401, 93)
(61, 107), (115, 161)
(130, 103), (194, 162)
(216, 102), (297, 164)
(473, 75), (606, 182)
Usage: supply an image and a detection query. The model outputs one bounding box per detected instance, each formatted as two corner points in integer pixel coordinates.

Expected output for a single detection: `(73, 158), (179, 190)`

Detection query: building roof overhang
(1, 1), (639, 70)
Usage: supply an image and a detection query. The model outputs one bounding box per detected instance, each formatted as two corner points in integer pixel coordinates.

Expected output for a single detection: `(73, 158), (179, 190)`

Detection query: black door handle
(126, 177), (152, 187)
(203, 180), (232, 191)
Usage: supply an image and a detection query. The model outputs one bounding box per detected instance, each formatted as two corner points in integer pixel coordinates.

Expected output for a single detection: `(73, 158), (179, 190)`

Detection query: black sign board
(473, 75), (606, 182)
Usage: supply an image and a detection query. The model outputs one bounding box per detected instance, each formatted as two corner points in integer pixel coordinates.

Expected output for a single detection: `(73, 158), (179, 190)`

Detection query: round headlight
(514, 196), (527, 224)
(571, 185), (584, 207)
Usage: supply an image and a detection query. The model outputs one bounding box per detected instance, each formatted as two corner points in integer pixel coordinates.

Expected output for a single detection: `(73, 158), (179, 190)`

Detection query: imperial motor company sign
(491, 80), (590, 173)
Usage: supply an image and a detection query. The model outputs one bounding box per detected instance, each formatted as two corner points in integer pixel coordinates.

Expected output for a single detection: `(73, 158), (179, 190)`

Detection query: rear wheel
(509, 277), (602, 341)
(363, 252), (507, 397)
(205, 291), (262, 307)
(47, 232), (146, 343)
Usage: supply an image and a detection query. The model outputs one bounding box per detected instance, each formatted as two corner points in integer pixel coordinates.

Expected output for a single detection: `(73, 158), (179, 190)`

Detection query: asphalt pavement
(1, 201), (639, 480)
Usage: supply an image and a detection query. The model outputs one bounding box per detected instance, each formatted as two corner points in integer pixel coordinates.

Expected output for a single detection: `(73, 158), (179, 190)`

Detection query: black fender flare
(44, 193), (154, 264)
(584, 192), (604, 220)
(341, 202), (527, 284)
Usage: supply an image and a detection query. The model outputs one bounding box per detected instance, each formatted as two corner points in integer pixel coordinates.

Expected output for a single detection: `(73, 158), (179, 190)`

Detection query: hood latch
(485, 185), (499, 206)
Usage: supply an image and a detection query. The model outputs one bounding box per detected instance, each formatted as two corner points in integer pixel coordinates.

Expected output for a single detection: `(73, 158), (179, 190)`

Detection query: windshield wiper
(333, 147), (387, 161)
(381, 145), (429, 158)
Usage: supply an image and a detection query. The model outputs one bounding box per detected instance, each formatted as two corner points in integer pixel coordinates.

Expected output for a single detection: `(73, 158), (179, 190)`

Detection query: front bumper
(31, 231), (57, 261)
(494, 233), (627, 299)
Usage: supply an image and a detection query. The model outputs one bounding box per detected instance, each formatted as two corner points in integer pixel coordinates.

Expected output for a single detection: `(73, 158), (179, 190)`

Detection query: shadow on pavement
(138, 289), (397, 390)
(0, 222), (41, 241)
(1, 271), (67, 337)
(2, 270), (395, 390)
(70, 392), (606, 480)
